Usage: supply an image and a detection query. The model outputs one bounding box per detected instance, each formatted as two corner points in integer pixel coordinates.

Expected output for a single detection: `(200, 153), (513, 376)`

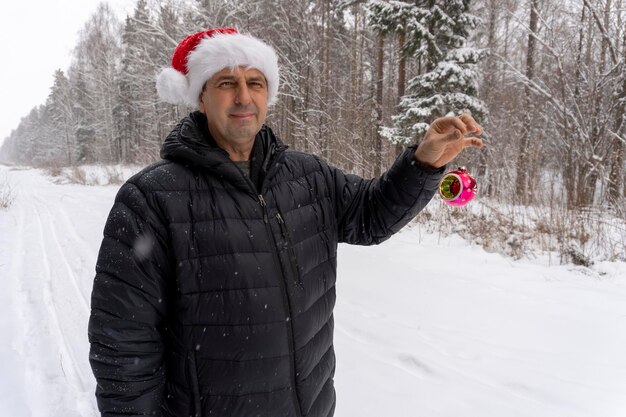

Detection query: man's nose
(234, 82), (252, 105)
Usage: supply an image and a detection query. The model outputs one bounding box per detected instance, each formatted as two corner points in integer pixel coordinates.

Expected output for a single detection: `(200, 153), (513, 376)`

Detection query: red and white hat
(156, 28), (279, 108)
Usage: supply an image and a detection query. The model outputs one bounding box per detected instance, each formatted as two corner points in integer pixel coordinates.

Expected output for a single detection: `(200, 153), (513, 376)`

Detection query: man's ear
(198, 82), (207, 114)
(198, 96), (206, 114)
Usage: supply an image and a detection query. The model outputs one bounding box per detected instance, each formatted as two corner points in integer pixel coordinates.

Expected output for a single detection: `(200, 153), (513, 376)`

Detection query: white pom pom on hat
(156, 28), (280, 108)
(156, 67), (189, 105)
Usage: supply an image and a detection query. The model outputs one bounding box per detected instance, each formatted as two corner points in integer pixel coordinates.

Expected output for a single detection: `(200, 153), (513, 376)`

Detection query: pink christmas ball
(438, 167), (477, 206)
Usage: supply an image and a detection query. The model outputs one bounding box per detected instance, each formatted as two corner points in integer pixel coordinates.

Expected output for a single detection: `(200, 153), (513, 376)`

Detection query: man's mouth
(230, 112), (255, 119)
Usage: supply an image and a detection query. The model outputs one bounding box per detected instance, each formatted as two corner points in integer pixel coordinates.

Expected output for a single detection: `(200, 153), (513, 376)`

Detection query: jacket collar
(160, 111), (287, 192)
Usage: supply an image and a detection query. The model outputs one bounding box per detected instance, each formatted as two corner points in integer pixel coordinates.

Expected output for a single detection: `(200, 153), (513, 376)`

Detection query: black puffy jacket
(88, 112), (444, 417)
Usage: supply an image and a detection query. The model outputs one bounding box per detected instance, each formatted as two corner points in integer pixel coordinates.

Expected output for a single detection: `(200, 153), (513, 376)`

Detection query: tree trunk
(608, 17), (626, 206)
(515, 0), (538, 203)
(397, 29), (406, 100)
(479, 0), (498, 196)
(351, 3), (358, 107)
(395, 26), (406, 157)
(321, 0), (331, 160)
(374, 32), (384, 177)
(565, 3), (588, 209)
(577, 0), (611, 207)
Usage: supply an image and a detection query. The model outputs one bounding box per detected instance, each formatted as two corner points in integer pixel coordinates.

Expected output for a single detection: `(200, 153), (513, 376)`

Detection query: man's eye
(249, 82), (265, 89)
(218, 81), (235, 88)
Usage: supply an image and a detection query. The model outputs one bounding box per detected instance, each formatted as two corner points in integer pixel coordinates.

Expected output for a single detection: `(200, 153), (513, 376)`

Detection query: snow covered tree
(18, 107), (47, 165)
(115, 0), (158, 162)
(608, 26), (626, 206)
(72, 3), (122, 162)
(46, 69), (75, 165)
(0, 107), (47, 165)
(370, 0), (488, 145)
(33, 105), (63, 165)
(70, 70), (96, 163)
(153, 5), (186, 144)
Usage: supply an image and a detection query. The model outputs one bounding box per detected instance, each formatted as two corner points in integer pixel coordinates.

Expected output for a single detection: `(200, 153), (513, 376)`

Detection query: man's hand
(414, 113), (484, 168)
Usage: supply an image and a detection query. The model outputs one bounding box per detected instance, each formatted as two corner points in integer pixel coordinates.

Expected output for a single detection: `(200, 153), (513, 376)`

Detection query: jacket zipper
(276, 212), (304, 289)
(187, 350), (202, 417)
(232, 148), (302, 416)
(258, 195), (303, 417)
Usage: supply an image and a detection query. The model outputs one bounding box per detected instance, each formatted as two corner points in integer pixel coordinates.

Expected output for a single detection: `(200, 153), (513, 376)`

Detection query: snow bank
(1, 164), (625, 417)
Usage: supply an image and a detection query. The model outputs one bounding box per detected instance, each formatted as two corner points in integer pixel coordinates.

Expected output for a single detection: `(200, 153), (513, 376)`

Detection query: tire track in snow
(10, 198), (26, 324)
(7, 190), (53, 416)
(11, 195), (83, 416)
(16, 172), (99, 416)
(0, 185), (37, 417)
(47, 193), (100, 262)
(31, 194), (90, 313)
(32, 202), (89, 393)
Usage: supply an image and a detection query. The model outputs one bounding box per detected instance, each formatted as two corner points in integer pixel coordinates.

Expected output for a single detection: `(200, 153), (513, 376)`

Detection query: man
(88, 28), (483, 417)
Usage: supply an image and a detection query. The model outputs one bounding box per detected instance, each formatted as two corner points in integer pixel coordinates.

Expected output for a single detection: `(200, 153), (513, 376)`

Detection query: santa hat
(156, 28), (279, 108)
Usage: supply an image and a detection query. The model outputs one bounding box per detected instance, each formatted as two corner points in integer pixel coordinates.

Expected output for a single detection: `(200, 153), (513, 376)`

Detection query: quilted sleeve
(327, 145), (445, 245)
(88, 180), (171, 416)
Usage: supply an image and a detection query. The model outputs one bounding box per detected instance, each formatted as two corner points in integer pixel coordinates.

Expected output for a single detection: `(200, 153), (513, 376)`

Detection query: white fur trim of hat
(156, 28), (279, 108)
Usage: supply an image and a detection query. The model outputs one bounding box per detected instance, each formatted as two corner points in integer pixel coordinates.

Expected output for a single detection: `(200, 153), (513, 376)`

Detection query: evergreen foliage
(368, 0), (487, 144)
(0, 0), (624, 210)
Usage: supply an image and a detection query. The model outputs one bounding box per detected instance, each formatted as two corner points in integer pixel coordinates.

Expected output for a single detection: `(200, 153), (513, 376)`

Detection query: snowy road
(1, 165), (625, 417)
(1, 167), (110, 416)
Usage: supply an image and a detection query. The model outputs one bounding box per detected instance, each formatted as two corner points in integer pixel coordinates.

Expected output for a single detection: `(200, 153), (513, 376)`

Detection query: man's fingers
(463, 136), (484, 148)
(459, 113), (482, 134)
(431, 113), (482, 136)
(432, 116), (467, 135)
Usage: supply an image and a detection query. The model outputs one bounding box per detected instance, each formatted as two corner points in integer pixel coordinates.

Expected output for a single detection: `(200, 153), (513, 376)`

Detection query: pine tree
(35, 105), (63, 165)
(116, 0), (157, 162)
(71, 71), (96, 163)
(153, 5), (186, 146)
(72, 3), (122, 162)
(370, 0), (488, 145)
(47, 69), (75, 165)
(22, 107), (46, 165)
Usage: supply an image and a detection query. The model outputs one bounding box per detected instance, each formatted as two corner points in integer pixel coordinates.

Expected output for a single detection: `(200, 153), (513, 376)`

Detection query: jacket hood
(160, 111), (218, 166)
(160, 111), (287, 191)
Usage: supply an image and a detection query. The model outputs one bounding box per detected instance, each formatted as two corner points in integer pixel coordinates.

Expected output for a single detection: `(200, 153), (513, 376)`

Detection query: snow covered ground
(1, 164), (625, 417)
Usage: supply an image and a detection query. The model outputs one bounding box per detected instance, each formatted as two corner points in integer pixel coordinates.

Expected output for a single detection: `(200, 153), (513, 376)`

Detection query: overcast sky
(0, 0), (138, 145)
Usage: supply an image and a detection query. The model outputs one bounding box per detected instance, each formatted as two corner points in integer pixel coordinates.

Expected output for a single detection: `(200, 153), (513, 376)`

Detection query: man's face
(199, 66), (269, 152)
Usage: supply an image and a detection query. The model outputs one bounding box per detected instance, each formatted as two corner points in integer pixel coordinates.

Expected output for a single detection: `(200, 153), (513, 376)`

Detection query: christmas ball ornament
(439, 167), (477, 206)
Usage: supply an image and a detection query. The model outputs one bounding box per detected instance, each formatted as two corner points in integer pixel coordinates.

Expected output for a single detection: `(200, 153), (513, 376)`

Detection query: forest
(1, 0), (625, 261)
